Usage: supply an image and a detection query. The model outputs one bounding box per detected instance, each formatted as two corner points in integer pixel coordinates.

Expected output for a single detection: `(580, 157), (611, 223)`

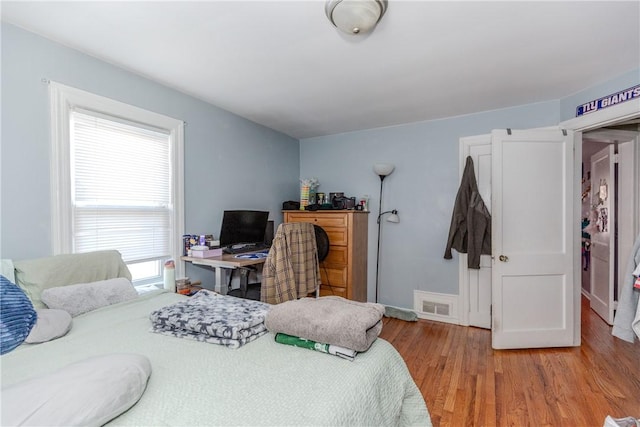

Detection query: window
(50, 82), (184, 285)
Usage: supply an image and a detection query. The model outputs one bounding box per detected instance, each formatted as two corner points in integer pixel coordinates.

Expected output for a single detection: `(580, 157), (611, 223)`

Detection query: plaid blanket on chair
(261, 222), (320, 304)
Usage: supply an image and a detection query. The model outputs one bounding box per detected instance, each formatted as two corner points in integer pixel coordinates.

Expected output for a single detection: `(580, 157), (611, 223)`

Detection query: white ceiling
(2, 1), (639, 139)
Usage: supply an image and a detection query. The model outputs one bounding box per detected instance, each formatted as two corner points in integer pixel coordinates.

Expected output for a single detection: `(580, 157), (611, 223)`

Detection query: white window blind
(50, 82), (185, 283)
(70, 109), (172, 264)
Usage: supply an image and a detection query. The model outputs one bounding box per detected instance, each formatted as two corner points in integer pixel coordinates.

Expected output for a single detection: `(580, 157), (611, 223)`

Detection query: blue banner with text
(576, 85), (640, 116)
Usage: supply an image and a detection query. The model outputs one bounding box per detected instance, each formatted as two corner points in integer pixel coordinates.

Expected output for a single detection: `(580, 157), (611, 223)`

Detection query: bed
(2, 287), (431, 426)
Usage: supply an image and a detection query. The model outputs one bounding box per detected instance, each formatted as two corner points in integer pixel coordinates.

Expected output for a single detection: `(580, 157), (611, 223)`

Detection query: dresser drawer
(324, 245), (347, 265)
(319, 284), (347, 299)
(320, 264), (347, 287)
(285, 212), (348, 229)
(324, 227), (348, 246)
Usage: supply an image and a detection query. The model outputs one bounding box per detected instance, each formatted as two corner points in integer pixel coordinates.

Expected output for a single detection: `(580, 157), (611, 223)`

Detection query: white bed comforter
(1, 290), (431, 426)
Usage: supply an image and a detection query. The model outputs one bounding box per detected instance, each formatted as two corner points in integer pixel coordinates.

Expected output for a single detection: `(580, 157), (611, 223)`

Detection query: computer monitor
(219, 210), (269, 247)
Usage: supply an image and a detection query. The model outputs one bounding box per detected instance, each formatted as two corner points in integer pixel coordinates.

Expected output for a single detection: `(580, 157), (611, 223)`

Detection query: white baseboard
(413, 290), (460, 325)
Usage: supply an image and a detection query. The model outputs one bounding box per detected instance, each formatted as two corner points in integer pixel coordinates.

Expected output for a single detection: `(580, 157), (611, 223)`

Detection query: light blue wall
(3, 22), (637, 307)
(560, 68), (640, 121)
(301, 68), (640, 310)
(0, 23), (300, 286)
(300, 102), (560, 308)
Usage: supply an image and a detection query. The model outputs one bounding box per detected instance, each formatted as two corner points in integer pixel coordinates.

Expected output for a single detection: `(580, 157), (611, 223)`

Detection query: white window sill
(135, 283), (162, 295)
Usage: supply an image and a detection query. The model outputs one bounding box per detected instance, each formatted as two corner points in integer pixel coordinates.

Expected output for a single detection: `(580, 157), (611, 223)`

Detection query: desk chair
(260, 222), (328, 304)
(313, 225), (330, 297)
(227, 266), (261, 301)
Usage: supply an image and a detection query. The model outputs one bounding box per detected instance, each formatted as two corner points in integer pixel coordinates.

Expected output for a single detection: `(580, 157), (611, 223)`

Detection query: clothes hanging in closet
(444, 156), (491, 269)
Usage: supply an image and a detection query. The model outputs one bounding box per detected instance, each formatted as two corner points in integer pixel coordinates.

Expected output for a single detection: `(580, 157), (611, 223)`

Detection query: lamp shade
(325, 0), (387, 35)
(386, 211), (400, 223)
(373, 163), (395, 177)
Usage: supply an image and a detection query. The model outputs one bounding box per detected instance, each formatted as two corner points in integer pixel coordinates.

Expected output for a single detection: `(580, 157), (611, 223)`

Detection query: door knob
(499, 255), (509, 262)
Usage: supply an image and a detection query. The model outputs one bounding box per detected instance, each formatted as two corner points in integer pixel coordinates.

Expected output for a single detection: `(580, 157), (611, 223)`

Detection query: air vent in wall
(422, 301), (450, 317)
(414, 290), (459, 324)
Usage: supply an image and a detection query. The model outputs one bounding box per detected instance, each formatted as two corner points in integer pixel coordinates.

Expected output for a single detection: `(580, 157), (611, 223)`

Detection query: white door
(617, 138), (638, 300)
(491, 128), (576, 349)
(459, 135), (492, 329)
(589, 145), (616, 324)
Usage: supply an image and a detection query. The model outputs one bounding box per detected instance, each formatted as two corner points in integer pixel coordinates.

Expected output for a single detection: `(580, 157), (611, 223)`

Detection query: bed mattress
(2, 290), (431, 426)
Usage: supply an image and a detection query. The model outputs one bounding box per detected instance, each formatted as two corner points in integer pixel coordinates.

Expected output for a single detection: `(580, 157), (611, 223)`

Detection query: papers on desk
(235, 251), (269, 259)
(190, 247), (223, 258)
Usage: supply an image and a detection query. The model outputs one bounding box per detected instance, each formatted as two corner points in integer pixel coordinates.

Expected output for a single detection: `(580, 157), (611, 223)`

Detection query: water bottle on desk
(163, 260), (176, 292)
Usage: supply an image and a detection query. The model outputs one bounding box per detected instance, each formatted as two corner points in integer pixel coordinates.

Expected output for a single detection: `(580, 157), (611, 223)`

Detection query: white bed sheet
(1, 290), (431, 426)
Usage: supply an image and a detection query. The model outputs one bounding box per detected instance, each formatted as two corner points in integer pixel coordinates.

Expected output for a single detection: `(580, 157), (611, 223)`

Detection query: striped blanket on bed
(149, 290), (270, 348)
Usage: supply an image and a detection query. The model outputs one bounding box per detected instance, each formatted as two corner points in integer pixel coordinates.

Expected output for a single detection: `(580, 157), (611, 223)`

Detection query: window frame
(49, 82), (185, 281)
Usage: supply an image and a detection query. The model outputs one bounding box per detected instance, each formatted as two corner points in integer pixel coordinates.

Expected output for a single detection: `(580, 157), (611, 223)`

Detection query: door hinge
(613, 153), (620, 163)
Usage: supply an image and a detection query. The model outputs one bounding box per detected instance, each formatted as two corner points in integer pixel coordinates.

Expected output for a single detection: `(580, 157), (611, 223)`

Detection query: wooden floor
(379, 296), (640, 427)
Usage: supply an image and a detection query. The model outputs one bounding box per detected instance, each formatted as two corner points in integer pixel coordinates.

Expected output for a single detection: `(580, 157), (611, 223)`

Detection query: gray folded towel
(265, 296), (385, 352)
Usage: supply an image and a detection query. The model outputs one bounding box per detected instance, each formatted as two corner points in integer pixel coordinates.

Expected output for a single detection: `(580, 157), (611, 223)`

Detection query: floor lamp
(374, 163), (399, 304)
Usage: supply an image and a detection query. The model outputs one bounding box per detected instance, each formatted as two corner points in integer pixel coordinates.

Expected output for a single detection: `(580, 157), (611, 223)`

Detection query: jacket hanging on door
(444, 156), (492, 269)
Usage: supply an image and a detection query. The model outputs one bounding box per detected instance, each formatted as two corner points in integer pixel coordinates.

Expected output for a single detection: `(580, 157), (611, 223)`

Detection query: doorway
(580, 123), (639, 325)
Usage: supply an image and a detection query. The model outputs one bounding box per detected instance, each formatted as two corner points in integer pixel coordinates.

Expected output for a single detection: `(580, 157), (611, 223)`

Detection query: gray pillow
(1, 353), (152, 426)
(41, 277), (138, 317)
(25, 309), (72, 344)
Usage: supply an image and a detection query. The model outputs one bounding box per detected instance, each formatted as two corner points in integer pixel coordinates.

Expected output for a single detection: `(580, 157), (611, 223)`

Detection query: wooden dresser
(283, 210), (368, 302)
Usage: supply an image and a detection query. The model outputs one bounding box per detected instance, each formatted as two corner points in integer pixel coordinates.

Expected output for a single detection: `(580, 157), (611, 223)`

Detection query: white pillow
(25, 309), (72, 344)
(13, 250), (131, 309)
(41, 277), (138, 317)
(1, 353), (152, 426)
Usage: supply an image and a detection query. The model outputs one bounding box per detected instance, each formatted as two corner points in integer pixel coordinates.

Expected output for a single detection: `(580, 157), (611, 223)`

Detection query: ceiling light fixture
(325, 0), (388, 35)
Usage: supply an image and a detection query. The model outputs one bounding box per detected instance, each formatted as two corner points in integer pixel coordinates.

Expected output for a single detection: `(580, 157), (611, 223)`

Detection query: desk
(181, 252), (266, 295)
